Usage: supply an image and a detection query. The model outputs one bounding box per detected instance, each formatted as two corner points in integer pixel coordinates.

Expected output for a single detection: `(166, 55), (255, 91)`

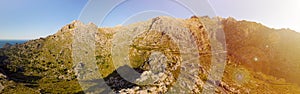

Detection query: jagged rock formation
(0, 16), (299, 93)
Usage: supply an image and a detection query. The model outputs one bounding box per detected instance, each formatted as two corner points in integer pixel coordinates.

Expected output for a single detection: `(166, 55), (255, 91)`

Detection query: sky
(209, 0), (300, 33)
(0, 0), (88, 40)
(0, 0), (299, 40)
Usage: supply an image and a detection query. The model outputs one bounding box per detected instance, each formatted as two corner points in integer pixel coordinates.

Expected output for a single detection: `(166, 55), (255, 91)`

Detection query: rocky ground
(0, 16), (300, 93)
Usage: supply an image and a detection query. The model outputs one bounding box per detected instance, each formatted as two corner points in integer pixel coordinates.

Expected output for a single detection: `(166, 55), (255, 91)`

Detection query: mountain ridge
(0, 16), (300, 93)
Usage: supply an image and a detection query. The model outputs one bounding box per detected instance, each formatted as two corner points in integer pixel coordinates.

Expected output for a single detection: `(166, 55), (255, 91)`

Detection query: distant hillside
(0, 40), (28, 48)
(0, 16), (299, 93)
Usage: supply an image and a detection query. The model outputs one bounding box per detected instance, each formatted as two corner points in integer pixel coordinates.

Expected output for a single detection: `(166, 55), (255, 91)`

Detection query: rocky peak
(56, 20), (97, 34)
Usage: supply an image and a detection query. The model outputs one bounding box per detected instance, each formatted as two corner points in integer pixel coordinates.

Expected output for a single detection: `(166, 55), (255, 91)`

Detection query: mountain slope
(0, 16), (299, 93)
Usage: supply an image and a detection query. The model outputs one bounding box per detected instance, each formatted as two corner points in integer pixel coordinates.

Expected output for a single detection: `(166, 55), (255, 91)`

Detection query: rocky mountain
(0, 16), (300, 93)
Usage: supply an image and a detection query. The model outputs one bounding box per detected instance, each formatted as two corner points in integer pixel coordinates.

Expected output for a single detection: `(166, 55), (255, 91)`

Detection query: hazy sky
(209, 0), (300, 32)
(0, 0), (299, 39)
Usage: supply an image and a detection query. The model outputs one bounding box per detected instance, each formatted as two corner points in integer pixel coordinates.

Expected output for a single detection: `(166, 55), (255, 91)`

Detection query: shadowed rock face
(0, 16), (300, 93)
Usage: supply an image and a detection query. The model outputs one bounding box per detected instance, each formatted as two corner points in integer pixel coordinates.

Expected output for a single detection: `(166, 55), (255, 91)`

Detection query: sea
(0, 40), (28, 48)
